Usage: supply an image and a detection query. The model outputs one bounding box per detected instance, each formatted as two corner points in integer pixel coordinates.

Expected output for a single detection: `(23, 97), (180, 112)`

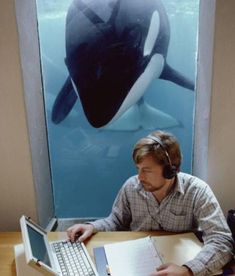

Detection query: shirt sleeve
(88, 182), (132, 231)
(184, 183), (234, 276)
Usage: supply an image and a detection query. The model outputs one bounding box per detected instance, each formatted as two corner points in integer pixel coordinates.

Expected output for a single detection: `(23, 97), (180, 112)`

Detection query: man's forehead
(136, 155), (158, 167)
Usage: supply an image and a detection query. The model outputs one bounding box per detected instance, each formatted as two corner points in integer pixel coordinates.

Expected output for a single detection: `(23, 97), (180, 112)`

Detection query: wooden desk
(0, 231), (168, 276)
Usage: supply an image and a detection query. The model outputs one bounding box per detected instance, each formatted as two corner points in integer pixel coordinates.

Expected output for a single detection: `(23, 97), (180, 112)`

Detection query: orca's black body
(52, 0), (194, 128)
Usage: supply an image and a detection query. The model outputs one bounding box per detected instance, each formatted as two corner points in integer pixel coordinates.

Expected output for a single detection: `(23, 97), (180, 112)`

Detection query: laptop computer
(20, 215), (99, 276)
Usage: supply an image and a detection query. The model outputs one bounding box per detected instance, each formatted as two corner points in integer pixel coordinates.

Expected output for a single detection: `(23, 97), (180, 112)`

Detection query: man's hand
(67, 223), (95, 242)
(150, 263), (193, 276)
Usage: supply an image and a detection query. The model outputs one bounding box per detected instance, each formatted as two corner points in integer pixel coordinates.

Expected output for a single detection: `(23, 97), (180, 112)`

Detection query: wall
(14, 0), (55, 229)
(0, 0), (37, 230)
(207, 0), (235, 212)
(193, 0), (215, 180)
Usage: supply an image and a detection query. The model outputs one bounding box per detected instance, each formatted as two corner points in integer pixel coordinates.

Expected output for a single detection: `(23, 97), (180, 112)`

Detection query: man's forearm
(88, 214), (122, 231)
(184, 243), (233, 276)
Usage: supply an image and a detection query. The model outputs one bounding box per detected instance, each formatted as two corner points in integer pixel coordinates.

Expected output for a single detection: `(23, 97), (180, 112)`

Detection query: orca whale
(52, 0), (194, 128)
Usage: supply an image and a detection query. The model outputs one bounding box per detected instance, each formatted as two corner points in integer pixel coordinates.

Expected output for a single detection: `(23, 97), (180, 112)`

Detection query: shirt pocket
(162, 211), (191, 231)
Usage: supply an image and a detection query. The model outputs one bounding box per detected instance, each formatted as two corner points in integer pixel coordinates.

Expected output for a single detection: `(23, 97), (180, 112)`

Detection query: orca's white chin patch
(108, 53), (164, 125)
(103, 100), (179, 131)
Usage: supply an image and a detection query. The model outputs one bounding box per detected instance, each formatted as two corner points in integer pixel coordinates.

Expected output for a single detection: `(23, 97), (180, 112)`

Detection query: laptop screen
(27, 224), (52, 268)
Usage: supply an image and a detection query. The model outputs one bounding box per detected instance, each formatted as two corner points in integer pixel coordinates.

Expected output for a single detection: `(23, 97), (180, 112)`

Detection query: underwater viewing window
(35, 0), (199, 218)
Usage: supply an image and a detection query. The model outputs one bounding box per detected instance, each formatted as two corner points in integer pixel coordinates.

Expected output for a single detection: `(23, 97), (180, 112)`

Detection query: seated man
(67, 131), (234, 276)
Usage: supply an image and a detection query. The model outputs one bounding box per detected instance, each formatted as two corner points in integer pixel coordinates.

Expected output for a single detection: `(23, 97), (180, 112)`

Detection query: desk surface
(0, 231), (169, 276)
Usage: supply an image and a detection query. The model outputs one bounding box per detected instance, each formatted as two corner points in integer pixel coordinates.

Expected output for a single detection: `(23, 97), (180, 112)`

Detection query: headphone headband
(147, 135), (176, 179)
(147, 135), (172, 166)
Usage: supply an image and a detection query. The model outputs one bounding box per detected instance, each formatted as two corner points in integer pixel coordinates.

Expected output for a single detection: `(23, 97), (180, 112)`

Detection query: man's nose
(138, 171), (145, 181)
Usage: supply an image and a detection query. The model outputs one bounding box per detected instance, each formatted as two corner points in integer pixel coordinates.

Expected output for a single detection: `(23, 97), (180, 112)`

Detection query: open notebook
(94, 232), (217, 276)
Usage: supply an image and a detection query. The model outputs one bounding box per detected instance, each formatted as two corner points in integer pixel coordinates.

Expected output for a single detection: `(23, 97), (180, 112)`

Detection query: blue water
(36, 0), (199, 218)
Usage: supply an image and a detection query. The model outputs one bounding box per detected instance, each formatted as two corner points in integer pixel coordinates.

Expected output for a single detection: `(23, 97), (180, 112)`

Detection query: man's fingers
(149, 269), (167, 276)
(78, 232), (89, 242)
(149, 263), (172, 275)
(67, 225), (82, 241)
(157, 263), (169, 271)
(67, 224), (94, 242)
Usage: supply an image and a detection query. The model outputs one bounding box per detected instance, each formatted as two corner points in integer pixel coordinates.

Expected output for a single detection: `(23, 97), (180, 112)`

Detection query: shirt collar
(173, 173), (185, 195)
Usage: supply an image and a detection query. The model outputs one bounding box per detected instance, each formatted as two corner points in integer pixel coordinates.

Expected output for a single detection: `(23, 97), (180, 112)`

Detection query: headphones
(147, 135), (177, 179)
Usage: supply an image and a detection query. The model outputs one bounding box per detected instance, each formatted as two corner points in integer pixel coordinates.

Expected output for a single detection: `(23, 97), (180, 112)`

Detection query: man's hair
(132, 130), (182, 171)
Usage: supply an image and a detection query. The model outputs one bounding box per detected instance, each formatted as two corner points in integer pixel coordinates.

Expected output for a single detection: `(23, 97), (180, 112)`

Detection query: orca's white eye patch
(109, 53), (164, 124)
(143, 10), (160, 56)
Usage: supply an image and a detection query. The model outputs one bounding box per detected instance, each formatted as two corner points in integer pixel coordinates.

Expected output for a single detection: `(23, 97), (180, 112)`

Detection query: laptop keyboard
(52, 241), (96, 276)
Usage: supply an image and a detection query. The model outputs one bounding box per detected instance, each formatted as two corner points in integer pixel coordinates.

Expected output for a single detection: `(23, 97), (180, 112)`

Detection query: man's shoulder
(123, 175), (141, 190)
(178, 172), (209, 191)
(123, 175), (139, 185)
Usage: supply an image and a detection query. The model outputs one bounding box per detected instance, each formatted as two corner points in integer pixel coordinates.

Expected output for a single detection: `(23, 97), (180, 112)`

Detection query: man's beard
(141, 181), (165, 192)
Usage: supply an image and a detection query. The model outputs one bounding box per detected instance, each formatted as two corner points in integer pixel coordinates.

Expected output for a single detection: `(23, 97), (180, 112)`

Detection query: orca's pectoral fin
(160, 63), (195, 91)
(51, 77), (78, 124)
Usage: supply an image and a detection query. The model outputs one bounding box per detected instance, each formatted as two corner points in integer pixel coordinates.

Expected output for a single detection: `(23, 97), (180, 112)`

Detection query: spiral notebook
(94, 232), (204, 276)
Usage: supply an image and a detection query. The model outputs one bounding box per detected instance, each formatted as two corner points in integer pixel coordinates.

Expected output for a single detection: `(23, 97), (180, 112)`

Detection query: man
(67, 131), (234, 275)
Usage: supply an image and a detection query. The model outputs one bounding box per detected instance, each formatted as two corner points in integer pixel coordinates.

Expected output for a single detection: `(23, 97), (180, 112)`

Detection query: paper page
(152, 233), (202, 265)
(153, 233), (222, 275)
(104, 237), (163, 276)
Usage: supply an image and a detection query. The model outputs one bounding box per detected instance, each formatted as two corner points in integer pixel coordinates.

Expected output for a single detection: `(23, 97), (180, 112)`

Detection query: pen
(106, 264), (111, 275)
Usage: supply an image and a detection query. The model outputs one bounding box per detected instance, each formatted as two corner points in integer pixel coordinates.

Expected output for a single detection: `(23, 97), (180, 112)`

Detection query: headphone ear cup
(163, 165), (177, 179)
